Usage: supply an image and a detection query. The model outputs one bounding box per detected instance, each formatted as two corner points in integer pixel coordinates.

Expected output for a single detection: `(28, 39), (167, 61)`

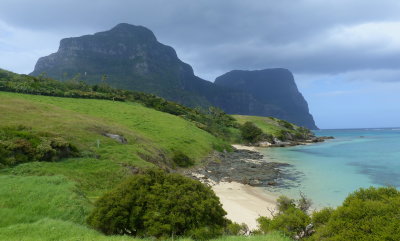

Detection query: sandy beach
(212, 181), (278, 230)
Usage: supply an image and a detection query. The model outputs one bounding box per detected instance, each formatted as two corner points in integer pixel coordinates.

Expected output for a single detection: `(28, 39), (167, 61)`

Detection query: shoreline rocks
(186, 149), (290, 187)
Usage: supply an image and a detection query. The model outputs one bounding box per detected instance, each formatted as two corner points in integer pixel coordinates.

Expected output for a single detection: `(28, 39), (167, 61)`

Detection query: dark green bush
(258, 207), (311, 238)
(87, 169), (228, 239)
(311, 207), (334, 228)
(310, 187), (400, 241)
(0, 126), (79, 167)
(224, 222), (249, 235)
(240, 121), (263, 143)
(172, 151), (195, 167)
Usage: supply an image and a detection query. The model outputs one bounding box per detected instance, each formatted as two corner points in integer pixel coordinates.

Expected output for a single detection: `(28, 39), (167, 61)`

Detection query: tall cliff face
(32, 23), (213, 107)
(214, 69), (317, 129)
(31, 23), (318, 129)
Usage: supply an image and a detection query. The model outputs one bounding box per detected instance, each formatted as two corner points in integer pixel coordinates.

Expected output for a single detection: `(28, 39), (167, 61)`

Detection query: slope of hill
(30, 23), (317, 129)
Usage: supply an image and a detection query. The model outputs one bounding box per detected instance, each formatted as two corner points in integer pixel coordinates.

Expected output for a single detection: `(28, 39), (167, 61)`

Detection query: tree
(87, 169), (228, 239)
(240, 121), (263, 144)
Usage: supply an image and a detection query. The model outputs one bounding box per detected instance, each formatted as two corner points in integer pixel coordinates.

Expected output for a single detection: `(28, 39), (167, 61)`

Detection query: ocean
(261, 128), (400, 208)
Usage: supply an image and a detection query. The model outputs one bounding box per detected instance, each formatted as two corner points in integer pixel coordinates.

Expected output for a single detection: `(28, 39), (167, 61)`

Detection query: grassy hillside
(0, 91), (227, 197)
(233, 115), (313, 140)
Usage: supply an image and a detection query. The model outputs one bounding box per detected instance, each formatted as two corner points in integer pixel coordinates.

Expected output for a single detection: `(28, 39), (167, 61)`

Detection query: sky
(1, 0), (400, 129)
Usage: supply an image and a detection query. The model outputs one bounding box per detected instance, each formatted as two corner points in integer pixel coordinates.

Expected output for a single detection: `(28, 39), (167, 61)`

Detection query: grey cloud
(2, 0), (400, 81)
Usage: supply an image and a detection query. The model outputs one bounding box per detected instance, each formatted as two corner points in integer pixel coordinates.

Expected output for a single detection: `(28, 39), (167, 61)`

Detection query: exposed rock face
(215, 69), (317, 129)
(31, 23), (318, 129)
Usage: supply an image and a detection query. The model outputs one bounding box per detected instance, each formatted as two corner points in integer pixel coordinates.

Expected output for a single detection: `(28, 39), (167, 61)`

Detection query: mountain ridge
(30, 23), (318, 129)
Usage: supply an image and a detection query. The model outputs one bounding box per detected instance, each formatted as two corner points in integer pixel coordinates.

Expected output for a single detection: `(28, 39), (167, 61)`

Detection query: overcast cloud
(1, 0), (400, 128)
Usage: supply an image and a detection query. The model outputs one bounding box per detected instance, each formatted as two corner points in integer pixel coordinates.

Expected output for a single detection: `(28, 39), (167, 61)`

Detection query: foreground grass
(0, 219), (139, 241)
(0, 175), (90, 228)
(0, 218), (291, 241)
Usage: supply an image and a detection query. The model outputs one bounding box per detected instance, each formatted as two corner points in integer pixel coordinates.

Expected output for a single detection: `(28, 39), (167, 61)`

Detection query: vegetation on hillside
(0, 69), (239, 141)
(234, 115), (314, 142)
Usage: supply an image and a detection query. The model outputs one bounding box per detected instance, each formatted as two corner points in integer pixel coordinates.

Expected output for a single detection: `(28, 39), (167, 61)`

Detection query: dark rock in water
(30, 23), (318, 129)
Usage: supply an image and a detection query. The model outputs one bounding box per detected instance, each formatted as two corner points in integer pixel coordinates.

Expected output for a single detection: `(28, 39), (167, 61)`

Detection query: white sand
(212, 182), (277, 230)
(231, 144), (258, 151)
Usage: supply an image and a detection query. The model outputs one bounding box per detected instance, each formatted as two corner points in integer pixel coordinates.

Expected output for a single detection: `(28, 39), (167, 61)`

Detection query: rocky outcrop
(31, 23), (318, 129)
(187, 149), (290, 187)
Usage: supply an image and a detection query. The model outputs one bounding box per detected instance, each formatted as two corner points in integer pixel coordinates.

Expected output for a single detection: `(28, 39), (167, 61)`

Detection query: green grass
(233, 115), (302, 137)
(0, 175), (90, 228)
(0, 218), (291, 241)
(0, 219), (140, 241)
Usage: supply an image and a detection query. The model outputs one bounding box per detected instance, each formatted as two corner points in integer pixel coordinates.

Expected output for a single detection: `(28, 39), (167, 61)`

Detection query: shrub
(172, 151), (195, 167)
(257, 195), (312, 239)
(276, 195), (296, 213)
(87, 169), (228, 239)
(310, 187), (400, 241)
(311, 207), (334, 228)
(0, 126), (79, 167)
(240, 121), (263, 144)
(224, 222), (249, 235)
(258, 207), (311, 238)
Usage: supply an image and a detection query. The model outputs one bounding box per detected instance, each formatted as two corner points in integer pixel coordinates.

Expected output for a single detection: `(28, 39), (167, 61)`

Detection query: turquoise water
(261, 128), (400, 208)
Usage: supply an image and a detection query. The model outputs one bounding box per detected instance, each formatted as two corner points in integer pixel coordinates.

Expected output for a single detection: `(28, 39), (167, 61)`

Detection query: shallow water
(261, 128), (400, 208)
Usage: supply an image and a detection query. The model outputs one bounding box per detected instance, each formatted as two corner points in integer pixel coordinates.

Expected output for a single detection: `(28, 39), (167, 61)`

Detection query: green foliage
(258, 207), (311, 238)
(276, 196), (296, 213)
(310, 187), (400, 241)
(311, 207), (334, 229)
(172, 151), (195, 167)
(277, 119), (294, 130)
(240, 122), (263, 143)
(224, 222), (249, 236)
(0, 125), (79, 168)
(87, 169), (228, 239)
(258, 195), (312, 239)
(234, 115), (314, 142)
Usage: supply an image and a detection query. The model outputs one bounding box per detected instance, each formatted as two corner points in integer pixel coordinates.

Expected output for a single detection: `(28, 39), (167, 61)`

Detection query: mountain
(214, 69), (317, 129)
(30, 23), (317, 129)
